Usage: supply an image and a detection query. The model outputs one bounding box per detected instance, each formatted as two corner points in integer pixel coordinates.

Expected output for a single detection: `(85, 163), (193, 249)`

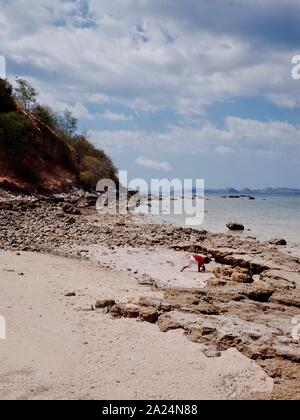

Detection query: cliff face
(0, 79), (117, 193)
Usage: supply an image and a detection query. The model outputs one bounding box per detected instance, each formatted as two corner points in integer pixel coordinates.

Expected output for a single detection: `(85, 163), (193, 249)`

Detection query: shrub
(0, 112), (32, 157)
(71, 136), (117, 190)
(72, 135), (96, 161)
(0, 79), (14, 112)
(79, 155), (114, 190)
(33, 105), (58, 129)
(0, 79), (13, 97)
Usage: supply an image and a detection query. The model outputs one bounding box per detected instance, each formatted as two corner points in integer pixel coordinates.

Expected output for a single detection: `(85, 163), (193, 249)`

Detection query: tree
(58, 109), (78, 137)
(14, 78), (38, 111)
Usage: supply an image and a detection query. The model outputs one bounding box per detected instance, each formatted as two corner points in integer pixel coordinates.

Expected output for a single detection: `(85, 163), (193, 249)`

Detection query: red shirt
(193, 255), (205, 264)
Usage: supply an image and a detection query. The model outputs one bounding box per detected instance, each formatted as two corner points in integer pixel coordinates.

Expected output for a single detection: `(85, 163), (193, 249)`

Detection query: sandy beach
(0, 251), (273, 400)
(1, 0), (300, 402)
(0, 192), (299, 400)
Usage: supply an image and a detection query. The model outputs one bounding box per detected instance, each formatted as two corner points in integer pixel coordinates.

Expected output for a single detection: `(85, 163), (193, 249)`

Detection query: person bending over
(181, 254), (209, 273)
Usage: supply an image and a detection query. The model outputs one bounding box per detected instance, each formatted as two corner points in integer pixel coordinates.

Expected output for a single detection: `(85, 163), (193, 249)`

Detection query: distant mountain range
(204, 187), (300, 195)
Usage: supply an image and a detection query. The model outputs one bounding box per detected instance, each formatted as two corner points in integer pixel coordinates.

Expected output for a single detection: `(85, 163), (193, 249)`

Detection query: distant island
(204, 187), (300, 195)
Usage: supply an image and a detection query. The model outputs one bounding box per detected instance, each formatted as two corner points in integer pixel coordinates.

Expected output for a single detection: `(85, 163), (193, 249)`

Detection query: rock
(188, 302), (219, 315)
(85, 193), (99, 206)
(247, 280), (274, 302)
(139, 307), (160, 323)
(95, 299), (116, 309)
(65, 292), (76, 297)
(273, 343), (300, 363)
(139, 296), (165, 309)
(157, 312), (183, 332)
(108, 304), (124, 318)
(174, 311), (281, 354)
(213, 266), (252, 283)
(122, 304), (140, 318)
(269, 292), (300, 308)
(226, 222), (245, 231)
(66, 217), (76, 224)
(231, 267), (253, 283)
(62, 203), (81, 215)
(203, 347), (222, 358)
(138, 273), (156, 286)
(269, 238), (287, 246)
(214, 266), (234, 279)
(116, 222), (126, 227)
(262, 269), (300, 290)
(0, 201), (14, 211)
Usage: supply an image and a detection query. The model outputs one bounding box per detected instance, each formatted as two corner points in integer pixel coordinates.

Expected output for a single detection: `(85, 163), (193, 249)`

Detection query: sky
(1, 0), (300, 188)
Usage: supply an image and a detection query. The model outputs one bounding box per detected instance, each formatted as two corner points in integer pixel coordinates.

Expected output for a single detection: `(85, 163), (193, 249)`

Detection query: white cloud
(136, 157), (173, 172)
(265, 93), (297, 109)
(99, 110), (132, 121)
(1, 0), (299, 117)
(214, 145), (234, 155)
(90, 117), (300, 160)
(37, 93), (94, 120)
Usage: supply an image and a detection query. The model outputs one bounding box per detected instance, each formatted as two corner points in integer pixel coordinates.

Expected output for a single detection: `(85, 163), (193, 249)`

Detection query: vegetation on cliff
(0, 78), (117, 193)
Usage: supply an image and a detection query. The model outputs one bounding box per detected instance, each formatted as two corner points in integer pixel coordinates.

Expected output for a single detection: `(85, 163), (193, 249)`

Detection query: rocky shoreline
(0, 190), (299, 399)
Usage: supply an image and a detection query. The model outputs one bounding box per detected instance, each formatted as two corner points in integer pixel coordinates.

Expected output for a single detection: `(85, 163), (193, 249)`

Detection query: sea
(136, 194), (300, 256)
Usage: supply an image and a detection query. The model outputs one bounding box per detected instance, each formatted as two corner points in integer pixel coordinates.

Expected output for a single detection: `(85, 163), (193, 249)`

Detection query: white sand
(89, 245), (217, 289)
(0, 250), (273, 400)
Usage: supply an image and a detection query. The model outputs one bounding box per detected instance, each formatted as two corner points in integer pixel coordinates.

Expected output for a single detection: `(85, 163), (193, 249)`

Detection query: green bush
(79, 154), (116, 190)
(0, 79), (13, 97)
(33, 105), (58, 128)
(72, 135), (96, 161)
(0, 79), (14, 112)
(0, 112), (32, 157)
(68, 136), (116, 190)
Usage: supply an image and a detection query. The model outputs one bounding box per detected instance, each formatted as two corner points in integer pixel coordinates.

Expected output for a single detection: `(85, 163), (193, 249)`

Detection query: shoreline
(0, 190), (299, 399)
(138, 194), (300, 259)
(0, 251), (273, 400)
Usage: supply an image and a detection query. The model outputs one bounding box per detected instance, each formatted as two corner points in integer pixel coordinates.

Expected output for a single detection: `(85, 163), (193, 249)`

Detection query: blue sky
(1, 0), (300, 188)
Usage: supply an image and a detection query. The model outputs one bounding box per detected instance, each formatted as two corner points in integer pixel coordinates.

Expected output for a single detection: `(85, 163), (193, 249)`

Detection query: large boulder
(231, 267), (253, 284)
(85, 193), (99, 206)
(226, 222), (245, 231)
(139, 306), (160, 323)
(214, 266), (253, 283)
(213, 266), (234, 279)
(95, 299), (116, 309)
(269, 238), (287, 246)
